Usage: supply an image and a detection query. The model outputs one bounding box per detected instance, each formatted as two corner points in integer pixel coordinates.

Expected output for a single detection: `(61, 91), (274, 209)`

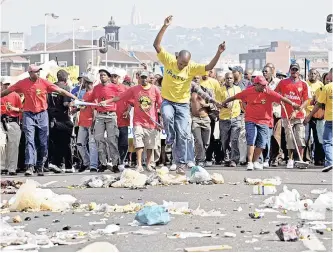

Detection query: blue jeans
(260, 127), (273, 163)
(23, 111), (49, 167)
(161, 100), (191, 164)
(245, 121), (269, 149)
(323, 121), (332, 167)
(77, 126), (98, 169)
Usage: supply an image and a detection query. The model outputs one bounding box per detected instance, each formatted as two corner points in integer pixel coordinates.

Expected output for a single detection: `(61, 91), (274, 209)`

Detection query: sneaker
(176, 164), (186, 175)
(198, 162), (205, 167)
(229, 161), (237, 167)
(247, 162), (254, 171)
(90, 167), (98, 172)
(65, 167), (75, 173)
(254, 162), (264, 170)
(165, 144), (172, 153)
(98, 165), (107, 173)
(135, 166), (144, 173)
(79, 165), (89, 173)
(287, 160), (294, 169)
(24, 166), (34, 176)
(263, 161), (270, 168)
(118, 164), (125, 172)
(205, 161), (213, 167)
(146, 165), (155, 172)
(271, 160), (278, 167)
(187, 161), (195, 168)
(111, 165), (120, 173)
(322, 165), (333, 173)
(9, 172), (17, 176)
(106, 162), (113, 171)
(170, 164), (177, 171)
(49, 163), (62, 174)
(1, 170), (8, 175)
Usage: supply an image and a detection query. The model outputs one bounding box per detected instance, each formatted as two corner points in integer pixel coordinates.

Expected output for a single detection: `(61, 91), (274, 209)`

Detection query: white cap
(1, 76), (11, 85)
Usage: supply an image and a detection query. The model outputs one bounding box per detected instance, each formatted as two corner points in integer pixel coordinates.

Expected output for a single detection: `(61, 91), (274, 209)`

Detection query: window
(261, 59), (266, 68)
(2, 41), (6, 46)
(1, 64), (8, 76)
(58, 61), (67, 67)
(11, 63), (22, 69)
(254, 59), (260, 69)
(247, 59), (253, 69)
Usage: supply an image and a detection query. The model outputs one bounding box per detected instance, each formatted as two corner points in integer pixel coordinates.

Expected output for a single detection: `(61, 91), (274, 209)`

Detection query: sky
(1, 0), (333, 34)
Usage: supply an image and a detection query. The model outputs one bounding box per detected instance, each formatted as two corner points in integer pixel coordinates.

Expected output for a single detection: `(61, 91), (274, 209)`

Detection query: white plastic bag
(189, 166), (211, 183)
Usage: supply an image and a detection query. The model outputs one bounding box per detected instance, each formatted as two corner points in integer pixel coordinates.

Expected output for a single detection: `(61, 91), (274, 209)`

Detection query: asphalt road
(1, 165), (332, 252)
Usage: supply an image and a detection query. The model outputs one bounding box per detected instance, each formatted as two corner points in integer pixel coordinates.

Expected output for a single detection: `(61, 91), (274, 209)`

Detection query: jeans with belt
(77, 126), (98, 169)
(23, 111), (49, 168)
(161, 99), (191, 165)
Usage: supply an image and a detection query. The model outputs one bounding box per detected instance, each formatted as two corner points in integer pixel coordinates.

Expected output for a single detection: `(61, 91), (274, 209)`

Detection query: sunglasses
(290, 68), (299, 71)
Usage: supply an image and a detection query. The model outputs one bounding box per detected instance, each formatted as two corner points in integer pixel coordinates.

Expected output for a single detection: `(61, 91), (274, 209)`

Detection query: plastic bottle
(253, 185), (277, 195)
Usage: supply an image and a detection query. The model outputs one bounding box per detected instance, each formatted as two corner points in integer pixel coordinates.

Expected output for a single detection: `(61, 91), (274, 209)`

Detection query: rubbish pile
(1, 179), (24, 194)
(244, 177), (281, 195)
(77, 167), (224, 189)
(4, 180), (77, 212)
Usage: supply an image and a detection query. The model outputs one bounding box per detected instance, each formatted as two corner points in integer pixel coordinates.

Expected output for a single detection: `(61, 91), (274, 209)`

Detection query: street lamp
(72, 18), (80, 66)
(44, 13), (59, 63)
(91, 25), (98, 66)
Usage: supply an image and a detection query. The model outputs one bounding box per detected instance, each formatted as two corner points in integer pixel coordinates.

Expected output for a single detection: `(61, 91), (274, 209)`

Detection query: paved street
(1, 166), (332, 252)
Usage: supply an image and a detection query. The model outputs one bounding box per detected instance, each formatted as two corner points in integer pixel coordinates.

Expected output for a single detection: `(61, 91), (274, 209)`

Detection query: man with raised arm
(153, 15), (226, 174)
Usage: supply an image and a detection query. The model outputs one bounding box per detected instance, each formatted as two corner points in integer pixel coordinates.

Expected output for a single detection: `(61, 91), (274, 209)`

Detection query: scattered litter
(223, 194), (230, 196)
(12, 215), (22, 223)
(98, 224), (120, 234)
(53, 219), (60, 223)
(244, 177), (281, 186)
(131, 229), (158, 235)
(62, 226), (71, 231)
(37, 228), (47, 232)
(231, 199), (240, 202)
(1, 180), (24, 194)
(77, 242), (119, 252)
(218, 228), (225, 231)
(111, 169), (147, 189)
(168, 231), (216, 239)
(211, 173), (224, 184)
(156, 168), (188, 186)
(42, 181), (58, 187)
(128, 220), (140, 227)
(255, 208), (278, 213)
(191, 206), (226, 217)
(249, 212), (264, 219)
(245, 238), (259, 243)
(135, 205), (170, 225)
(88, 202), (97, 211)
(8, 180), (76, 212)
(234, 206), (243, 212)
(224, 232), (236, 238)
(184, 245), (232, 252)
(228, 182), (240, 185)
(276, 224), (300, 241)
(253, 185), (277, 195)
(277, 215), (291, 219)
(311, 189), (327, 195)
(259, 230), (270, 235)
(189, 166), (212, 184)
(163, 201), (189, 212)
(299, 228), (326, 251)
(89, 220), (106, 225)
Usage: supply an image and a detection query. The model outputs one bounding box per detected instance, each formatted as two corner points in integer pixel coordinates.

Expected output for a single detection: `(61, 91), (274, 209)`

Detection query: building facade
(1, 31), (25, 53)
(1, 47), (30, 76)
(104, 16), (120, 50)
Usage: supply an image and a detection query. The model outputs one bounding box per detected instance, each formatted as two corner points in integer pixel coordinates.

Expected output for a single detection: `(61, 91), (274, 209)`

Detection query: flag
(305, 58), (310, 72)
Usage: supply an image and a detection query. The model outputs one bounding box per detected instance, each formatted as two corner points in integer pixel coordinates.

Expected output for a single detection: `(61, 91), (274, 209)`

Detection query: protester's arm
(56, 87), (78, 100)
(191, 82), (220, 106)
(101, 88), (133, 106)
(304, 103), (323, 125)
(205, 42), (226, 71)
(1, 81), (22, 98)
(153, 16), (172, 53)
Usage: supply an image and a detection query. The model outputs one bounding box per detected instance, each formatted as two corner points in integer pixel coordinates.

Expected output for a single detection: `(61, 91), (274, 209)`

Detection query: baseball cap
(289, 63), (300, 70)
(1, 76), (11, 85)
(140, 71), (149, 77)
(124, 75), (131, 82)
(251, 70), (263, 77)
(229, 66), (244, 74)
(28, 64), (42, 72)
(276, 70), (287, 77)
(253, 76), (268, 86)
(83, 75), (94, 83)
(99, 68), (111, 77)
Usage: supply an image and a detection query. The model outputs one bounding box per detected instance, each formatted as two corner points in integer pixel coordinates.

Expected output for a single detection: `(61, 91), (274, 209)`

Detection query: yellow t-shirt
(200, 77), (220, 99)
(216, 85), (242, 120)
(317, 82), (333, 121)
(306, 80), (324, 115)
(157, 47), (206, 103)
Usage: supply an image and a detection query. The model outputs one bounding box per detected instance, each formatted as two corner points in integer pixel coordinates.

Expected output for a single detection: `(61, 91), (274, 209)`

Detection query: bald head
(177, 50), (191, 70)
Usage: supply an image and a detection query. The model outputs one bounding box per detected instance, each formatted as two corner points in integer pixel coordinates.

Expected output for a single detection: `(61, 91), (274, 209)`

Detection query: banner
(47, 65), (79, 85)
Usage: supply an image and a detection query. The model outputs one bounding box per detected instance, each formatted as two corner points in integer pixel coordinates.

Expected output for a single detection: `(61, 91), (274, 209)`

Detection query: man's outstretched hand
(164, 16), (173, 26)
(218, 41), (226, 53)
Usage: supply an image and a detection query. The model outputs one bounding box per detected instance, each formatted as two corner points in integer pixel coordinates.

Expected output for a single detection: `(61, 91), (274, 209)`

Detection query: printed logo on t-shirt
(286, 91), (300, 101)
(165, 69), (186, 82)
(261, 99), (266, 104)
(139, 95), (152, 111)
(298, 87), (303, 92)
(36, 89), (42, 96)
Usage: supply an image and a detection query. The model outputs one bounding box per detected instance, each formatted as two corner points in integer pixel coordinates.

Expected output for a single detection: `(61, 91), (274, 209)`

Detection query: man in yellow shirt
(153, 15), (226, 174)
(304, 69), (324, 165)
(305, 68), (332, 172)
(216, 73), (242, 167)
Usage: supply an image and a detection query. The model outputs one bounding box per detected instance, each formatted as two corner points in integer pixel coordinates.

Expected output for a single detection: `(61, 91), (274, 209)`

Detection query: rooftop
(1, 47), (30, 63)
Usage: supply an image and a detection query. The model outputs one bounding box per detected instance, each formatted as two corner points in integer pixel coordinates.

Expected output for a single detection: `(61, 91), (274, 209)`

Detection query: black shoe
(43, 167), (50, 173)
(90, 167), (98, 172)
(9, 172), (17, 176)
(111, 165), (120, 173)
(322, 165), (332, 172)
(36, 167), (44, 176)
(79, 165), (89, 173)
(98, 165), (107, 173)
(240, 161), (248, 166)
(1, 170), (8, 175)
(271, 160), (278, 167)
(25, 166), (34, 176)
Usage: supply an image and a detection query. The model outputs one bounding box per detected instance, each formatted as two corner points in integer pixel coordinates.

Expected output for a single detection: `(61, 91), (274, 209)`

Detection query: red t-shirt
(8, 78), (59, 113)
(235, 86), (283, 126)
(116, 84), (130, 127)
(119, 85), (162, 129)
(275, 78), (309, 119)
(78, 91), (94, 128)
(0, 92), (23, 117)
(84, 83), (120, 113)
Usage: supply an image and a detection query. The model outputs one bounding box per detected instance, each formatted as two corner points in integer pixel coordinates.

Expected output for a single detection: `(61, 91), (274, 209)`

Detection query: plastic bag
(111, 169), (147, 188)
(135, 205), (170, 225)
(211, 173), (224, 184)
(189, 166), (211, 183)
(8, 180), (76, 211)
